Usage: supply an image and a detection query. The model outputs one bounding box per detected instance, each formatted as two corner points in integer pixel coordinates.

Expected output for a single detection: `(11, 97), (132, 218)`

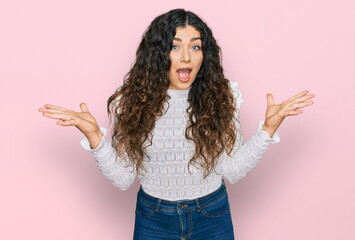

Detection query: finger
(288, 90), (309, 102)
(266, 93), (275, 107)
(42, 112), (73, 120)
(43, 104), (68, 111)
(293, 93), (316, 104)
(290, 100), (314, 110)
(57, 119), (76, 126)
(39, 108), (64, 114)
(80, 103), (89, 113)
(284, 109), (303, 116)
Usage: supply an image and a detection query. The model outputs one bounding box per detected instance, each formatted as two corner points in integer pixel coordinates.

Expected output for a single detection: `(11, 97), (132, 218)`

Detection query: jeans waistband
(137, 179), (227, 212)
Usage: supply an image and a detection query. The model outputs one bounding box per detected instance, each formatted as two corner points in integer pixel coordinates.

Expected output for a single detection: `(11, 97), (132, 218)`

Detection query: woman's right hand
(38, 103), (103, 148)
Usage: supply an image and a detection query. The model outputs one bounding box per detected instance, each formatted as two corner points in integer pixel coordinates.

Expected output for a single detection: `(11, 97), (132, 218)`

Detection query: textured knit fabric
(80, 81), (280, 201)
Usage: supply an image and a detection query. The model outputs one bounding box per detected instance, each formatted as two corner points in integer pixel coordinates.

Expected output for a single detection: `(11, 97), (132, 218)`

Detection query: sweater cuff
(257, 120), (280, 144)
(80, 127), (110, 156)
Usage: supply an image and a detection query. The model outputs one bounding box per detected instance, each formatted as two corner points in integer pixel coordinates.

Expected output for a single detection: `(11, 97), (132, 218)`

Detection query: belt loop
(155, 198), (161, 212)
(194, 198), (201, 211)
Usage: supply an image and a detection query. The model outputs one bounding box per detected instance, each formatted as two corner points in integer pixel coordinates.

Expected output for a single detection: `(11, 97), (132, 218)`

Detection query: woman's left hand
(262, 90), (315, 138)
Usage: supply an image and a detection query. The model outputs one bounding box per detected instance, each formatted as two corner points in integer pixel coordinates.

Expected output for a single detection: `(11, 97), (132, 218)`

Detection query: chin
(169, 77), (196, 90)
(169, 81), (193, 90)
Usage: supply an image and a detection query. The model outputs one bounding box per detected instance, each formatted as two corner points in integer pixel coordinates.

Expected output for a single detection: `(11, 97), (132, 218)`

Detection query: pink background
(1, 0), (354, 239)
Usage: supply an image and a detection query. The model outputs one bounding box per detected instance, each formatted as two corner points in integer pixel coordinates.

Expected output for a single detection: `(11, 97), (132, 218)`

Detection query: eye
(172, 44), (179, 50)
(192, 45), (201, 51)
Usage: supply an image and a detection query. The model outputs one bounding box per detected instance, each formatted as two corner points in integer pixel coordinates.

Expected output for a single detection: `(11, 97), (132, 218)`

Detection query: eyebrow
(173, 37), (202, 42)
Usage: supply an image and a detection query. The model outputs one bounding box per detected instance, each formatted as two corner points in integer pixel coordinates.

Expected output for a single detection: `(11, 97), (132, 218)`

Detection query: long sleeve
(80, 126), (137, 190)
(216, 81), (281, 184)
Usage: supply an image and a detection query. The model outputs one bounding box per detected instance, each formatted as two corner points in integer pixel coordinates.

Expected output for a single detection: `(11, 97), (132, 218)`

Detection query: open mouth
(176, 68), (192, 82)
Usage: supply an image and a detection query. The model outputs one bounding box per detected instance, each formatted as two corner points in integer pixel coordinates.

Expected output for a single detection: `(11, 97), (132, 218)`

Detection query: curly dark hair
(106, 8), (241, 179)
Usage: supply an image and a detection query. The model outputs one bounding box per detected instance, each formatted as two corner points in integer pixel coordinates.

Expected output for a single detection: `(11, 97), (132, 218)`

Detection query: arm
(216, 81), (280, 184)
(80, 126), (137, 191)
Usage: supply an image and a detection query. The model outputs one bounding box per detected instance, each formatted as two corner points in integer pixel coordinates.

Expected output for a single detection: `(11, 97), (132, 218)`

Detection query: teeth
(177, 68), (192, 73)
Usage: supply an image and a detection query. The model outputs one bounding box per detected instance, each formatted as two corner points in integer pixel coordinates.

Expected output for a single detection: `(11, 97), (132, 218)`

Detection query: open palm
(262, 90), (315, 137)
(39, 103), (100, 137)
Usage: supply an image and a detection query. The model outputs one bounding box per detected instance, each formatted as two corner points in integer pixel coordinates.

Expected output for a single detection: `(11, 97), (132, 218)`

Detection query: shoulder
(228, 80), (244, 110)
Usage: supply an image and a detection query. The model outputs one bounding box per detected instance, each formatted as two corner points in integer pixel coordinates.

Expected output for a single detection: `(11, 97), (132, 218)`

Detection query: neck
(167, 86), (191, 96)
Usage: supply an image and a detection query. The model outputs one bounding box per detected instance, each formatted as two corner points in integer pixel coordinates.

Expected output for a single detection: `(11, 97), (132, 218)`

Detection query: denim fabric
(133, 179), (235, 240)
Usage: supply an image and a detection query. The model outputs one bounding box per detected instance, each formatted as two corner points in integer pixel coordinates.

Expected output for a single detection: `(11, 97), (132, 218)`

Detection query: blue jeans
(133, 179), (235, 240)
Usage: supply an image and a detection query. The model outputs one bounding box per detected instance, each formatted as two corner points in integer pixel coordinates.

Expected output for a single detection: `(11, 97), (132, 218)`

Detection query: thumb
(80, 102), (89, 112)
(266, 93), (275, 107)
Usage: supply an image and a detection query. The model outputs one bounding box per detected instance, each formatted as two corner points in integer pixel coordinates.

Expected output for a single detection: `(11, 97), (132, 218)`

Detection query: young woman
(39, 8), (315, 240)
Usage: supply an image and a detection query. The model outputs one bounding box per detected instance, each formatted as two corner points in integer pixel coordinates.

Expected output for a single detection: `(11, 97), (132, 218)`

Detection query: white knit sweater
(80, 81), (280, 201)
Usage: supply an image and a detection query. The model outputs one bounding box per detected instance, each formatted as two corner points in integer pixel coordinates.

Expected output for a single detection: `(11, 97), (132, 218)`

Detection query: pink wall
(1, 0), (354, 239)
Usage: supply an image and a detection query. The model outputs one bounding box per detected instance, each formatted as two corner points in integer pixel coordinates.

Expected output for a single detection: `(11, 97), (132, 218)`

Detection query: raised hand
(262, 90), (315, 138)
(38, 103), (103, 148)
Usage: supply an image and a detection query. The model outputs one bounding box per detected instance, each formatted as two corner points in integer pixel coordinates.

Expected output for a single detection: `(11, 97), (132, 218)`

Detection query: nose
(180, 47), (190, 63)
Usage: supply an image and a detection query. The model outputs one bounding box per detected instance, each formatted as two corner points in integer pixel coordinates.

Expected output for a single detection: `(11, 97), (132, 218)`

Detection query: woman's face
(168, 25), (204, 90)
